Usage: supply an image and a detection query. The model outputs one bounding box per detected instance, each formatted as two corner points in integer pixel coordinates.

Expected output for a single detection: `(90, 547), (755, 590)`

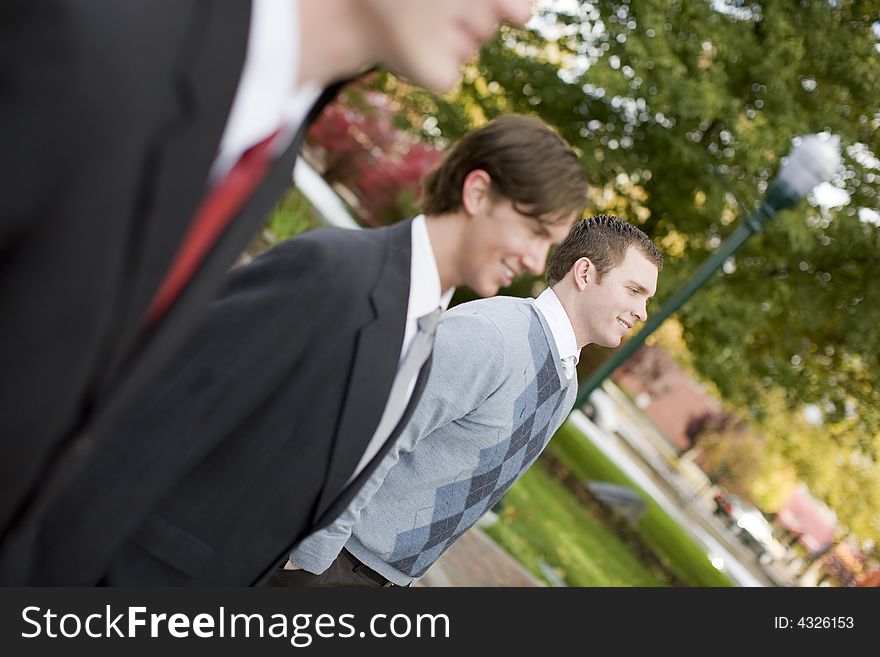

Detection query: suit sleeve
(289, 308), (508, 573)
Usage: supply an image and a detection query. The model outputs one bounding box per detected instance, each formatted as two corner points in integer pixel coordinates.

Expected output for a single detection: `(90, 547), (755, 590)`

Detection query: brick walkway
(416, 526), (544, 587)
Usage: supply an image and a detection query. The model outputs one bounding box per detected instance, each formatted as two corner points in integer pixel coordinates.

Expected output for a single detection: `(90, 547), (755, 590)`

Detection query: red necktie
(145, 130), (281, 327)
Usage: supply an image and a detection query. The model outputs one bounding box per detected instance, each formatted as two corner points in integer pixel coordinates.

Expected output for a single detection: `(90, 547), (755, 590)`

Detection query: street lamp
(575, 133), (842, 408)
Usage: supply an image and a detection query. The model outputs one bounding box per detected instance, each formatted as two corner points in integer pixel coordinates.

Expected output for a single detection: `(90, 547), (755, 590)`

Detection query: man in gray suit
(31, 115), (588, 585)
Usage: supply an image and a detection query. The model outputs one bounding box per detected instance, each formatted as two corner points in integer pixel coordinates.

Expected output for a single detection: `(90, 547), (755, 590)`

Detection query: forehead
(608, 246), (659, 294)
(542, 211), (579, 239)
(501, 199), (578, 238)
(528, 207), (579, 236)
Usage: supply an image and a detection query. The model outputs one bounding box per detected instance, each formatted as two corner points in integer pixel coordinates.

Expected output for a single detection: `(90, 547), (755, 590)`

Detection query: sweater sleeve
(288, 306), (508, 573)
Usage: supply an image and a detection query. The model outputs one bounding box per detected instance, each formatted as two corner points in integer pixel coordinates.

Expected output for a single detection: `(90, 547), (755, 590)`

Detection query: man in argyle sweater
(279, 215), (663, 586)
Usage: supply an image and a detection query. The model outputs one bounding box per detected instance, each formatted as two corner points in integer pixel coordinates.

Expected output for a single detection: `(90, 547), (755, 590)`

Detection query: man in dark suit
(0, 0), (532, 582)
(30, 115), (588, 585)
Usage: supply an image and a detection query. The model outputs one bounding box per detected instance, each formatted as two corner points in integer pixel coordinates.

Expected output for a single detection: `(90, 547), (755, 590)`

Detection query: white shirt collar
(534, 287), (580, 366)
(210, 0), (321, 181)
(409, 215), (454, 318)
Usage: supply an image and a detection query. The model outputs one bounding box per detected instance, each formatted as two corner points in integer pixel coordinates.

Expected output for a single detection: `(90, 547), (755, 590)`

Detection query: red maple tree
(307, 84), (441, 227)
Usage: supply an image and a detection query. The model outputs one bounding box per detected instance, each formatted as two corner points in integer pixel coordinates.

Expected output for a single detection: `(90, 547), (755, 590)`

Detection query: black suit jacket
(32, 220), (429, 585)
(0, 0), (344, 580)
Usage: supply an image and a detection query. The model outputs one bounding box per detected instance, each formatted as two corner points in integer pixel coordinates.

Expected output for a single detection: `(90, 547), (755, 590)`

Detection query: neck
(297, 0), (378, 87)
(424, 212), (468, 293)
(552, 282), (592, 349)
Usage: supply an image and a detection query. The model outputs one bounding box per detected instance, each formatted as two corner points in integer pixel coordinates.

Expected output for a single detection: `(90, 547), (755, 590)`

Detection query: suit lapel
(315, 352), (435, 528)
(101, 1), (252, 384)
(312, 220), (414, 521)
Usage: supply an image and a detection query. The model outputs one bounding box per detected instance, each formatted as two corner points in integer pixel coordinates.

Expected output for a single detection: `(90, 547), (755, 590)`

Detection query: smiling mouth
(502, 265), (516, 280)
(617, 318), (633, 330)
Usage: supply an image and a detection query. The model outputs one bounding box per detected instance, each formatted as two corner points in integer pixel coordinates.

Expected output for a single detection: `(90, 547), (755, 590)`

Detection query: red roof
(775, 484), (837, 553)
(612, 345), (723, 451)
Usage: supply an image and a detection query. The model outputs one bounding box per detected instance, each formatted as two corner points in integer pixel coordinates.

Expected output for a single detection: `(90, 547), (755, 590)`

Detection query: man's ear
(571, 257), (595, 290)
(461, 169), (492, 216)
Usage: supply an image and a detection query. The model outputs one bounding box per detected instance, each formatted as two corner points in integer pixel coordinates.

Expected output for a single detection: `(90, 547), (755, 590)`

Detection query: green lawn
(484, 465), (664, 586)
(545, 420), (733, 587)
(485, 420), (733, 587)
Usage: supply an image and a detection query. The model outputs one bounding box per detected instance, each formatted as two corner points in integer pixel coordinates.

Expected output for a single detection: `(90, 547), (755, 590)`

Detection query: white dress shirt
(210, 0), (321, 182)
(534, 287), (581, 380)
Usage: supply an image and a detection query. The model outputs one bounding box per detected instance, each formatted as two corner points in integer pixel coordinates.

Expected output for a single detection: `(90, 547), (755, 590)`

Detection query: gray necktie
(347, 307), (443, 481)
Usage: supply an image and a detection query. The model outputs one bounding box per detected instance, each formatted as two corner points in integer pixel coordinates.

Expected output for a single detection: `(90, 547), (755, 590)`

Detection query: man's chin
(397, 61), (462, 94)
(469, 278), (501, 298)
(602, 336), (623, 349)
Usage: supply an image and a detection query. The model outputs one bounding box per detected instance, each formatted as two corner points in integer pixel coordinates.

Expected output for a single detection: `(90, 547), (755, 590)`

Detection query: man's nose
(522, 244), (548, 275)
(634, 301), (648, 323)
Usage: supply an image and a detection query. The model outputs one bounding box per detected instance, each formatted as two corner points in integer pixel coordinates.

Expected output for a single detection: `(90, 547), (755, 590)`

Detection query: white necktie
(561, 355), (577, 380)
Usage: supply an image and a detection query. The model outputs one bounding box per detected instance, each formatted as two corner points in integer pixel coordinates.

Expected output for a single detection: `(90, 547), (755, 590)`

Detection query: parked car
(581, 389), (620, 434)
(713, 492), (775, 562)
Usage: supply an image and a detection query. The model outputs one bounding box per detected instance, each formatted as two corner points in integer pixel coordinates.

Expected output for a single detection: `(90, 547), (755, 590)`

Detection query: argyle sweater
(290, 296), (578, 585)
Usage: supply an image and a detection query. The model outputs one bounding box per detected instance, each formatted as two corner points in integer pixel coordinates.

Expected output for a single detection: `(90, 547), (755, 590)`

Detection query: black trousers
(265, 549), (395, 587)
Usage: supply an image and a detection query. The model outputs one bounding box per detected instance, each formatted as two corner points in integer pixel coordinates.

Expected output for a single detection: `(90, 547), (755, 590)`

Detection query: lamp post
(574, 133), (842, 408)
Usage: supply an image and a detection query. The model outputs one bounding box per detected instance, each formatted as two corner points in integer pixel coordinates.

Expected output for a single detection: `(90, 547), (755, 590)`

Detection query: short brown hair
(546, 214), (663, 286)
(421, 114), (587, 222)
